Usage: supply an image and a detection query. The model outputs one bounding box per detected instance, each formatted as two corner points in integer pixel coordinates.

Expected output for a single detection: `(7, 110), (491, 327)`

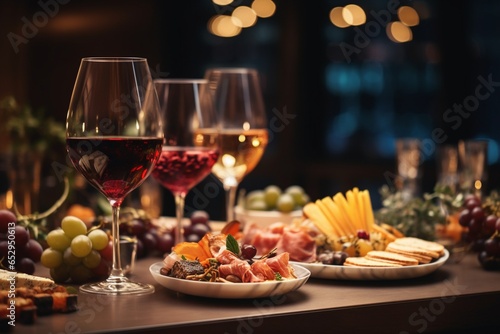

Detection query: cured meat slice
(218, 260), (263, 283)
(275, 228), (316, 263)
(250, 261), (276, 281)
(265, 253), (295, 278)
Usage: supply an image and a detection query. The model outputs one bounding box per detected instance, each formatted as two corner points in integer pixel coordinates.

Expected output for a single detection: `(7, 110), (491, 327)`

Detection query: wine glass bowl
(151, 79), (219, 245)
(204, 68), (269, 221)
(66, 57), (163, 295)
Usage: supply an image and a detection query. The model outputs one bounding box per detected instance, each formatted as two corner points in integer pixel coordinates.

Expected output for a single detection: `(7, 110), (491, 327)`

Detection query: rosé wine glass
(204, 68), (268, 222)
(66, 57), (163, 295)
(151, 79), (219, 245)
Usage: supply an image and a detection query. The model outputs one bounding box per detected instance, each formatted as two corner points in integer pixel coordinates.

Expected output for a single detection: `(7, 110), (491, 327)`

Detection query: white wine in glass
(66, 57), (163, 295)
(205, 68), (268, 221)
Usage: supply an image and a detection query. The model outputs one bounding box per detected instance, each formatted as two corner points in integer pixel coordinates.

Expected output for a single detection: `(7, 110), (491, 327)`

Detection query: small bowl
(234, 205), (303, 229)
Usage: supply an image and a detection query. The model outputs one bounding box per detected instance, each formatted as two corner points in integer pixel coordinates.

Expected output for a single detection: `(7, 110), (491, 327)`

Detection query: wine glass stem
(174, 194), (186, 245)
(110, 202), (124, 278)
(225, 185), (237, 222)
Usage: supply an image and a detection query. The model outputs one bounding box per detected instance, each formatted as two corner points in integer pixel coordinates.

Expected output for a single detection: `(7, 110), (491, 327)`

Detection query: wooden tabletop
(14, 252), (500, 334)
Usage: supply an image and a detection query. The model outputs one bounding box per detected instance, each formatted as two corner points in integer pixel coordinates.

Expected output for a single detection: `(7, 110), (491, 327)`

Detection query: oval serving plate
(150, 262), (311, 298)
(292, 249), (449, 280)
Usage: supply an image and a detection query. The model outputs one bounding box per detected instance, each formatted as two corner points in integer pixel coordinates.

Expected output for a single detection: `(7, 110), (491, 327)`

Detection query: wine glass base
(79, 278), (155, 296)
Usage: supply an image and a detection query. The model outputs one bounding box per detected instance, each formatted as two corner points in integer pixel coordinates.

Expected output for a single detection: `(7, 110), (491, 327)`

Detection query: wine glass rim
(154, 78), (209, 84)
(82, 57), (147, 62)
(205, 67), (257, 74)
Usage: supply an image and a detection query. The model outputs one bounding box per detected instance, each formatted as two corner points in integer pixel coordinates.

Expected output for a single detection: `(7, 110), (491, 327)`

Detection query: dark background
(1, 0), (499, 221)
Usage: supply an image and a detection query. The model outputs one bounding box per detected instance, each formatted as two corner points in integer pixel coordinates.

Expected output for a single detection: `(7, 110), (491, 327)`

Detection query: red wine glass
(151, 79), (219, 246)
(66, 57), (163, 295)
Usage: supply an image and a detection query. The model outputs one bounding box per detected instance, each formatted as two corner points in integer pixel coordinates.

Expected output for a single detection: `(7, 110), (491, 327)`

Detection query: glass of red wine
(66, 57), (163, 295)
(151, 79), (219, 246)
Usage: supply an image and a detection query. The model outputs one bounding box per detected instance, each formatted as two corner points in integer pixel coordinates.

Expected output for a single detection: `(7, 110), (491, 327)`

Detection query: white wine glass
(151, 79), (219, 245)
(66, 57), (163, 295)
(204, 68), (268, 221)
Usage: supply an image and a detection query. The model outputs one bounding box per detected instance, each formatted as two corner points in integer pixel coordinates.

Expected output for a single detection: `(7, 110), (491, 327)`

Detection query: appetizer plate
(292, 249), (449, 280)
(149, 262), (310, 299)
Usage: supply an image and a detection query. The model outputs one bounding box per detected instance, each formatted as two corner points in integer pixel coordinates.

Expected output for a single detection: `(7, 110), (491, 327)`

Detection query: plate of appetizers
(150, 262), (310, 298)
(291, 249), (449, 280)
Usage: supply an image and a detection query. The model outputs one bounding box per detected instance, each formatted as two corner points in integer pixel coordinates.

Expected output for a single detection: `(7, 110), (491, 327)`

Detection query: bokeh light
(232, 6), (257, 28)
(251, 0), (276, 18)
(208, 15), (241, 37)
(342, 4), (366, 26)
(398, 6), (420, 26)
(212, 0), (233, 6)
(386, 21), (413, 43)
(330, 7), (349, 28)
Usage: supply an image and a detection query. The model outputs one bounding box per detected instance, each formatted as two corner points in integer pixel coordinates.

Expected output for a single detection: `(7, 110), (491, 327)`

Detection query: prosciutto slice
(265, 253), (295, 278)
(243, 222), (317, 263)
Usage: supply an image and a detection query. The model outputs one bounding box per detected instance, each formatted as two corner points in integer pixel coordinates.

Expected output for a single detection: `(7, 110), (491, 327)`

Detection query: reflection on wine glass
(151, 79), (219, 245)
(458, 139), (488, 197)
(205, 68), (268, 221)
(66, 57), (163, 295)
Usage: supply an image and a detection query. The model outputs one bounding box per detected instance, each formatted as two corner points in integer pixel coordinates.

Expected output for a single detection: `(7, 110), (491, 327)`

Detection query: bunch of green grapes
(244, 185), (310, 213)
(40, 216), (110, 283)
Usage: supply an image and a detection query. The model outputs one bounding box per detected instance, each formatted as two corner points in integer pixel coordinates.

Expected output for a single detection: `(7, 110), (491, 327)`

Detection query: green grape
(41, 248), (63, 268)
(82, 250), (101, 269)
(46, 229), (71, 251)
(276, 193), (295, 213)
(264, 185), (282, 209)
(245, 190), (265, 208)
(71, 235), (93, 258)
(247, 199), (267, 211)
(297, 193), (311, 207)
(61, 215), (88, 239)
(63, 247), (82, 266)
(88, 229), (109, 251)
(70, 265), (94, 284)
(50, 265), (71, 283)
(285, 185), (305, 206)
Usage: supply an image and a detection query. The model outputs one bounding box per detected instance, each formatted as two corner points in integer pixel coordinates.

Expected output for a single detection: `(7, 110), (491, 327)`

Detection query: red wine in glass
(152, 147), (219, 196)
(67, 137), (162, 203)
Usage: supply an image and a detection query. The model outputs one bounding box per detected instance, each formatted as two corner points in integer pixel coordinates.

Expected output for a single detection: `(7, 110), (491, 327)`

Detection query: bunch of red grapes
(458, 194), (500, 270)
(118, 210), (212, 258)
(0, 210), (43, 274)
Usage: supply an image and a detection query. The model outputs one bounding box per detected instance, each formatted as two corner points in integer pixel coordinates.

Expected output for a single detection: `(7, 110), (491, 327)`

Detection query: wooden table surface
(12, 250), (500, 334)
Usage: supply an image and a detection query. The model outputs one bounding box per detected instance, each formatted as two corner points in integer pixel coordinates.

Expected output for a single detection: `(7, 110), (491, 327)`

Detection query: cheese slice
(0, 269), (56, 290)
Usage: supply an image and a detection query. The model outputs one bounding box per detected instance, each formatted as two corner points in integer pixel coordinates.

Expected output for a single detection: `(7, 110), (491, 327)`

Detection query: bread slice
(365, 250), (419, 266)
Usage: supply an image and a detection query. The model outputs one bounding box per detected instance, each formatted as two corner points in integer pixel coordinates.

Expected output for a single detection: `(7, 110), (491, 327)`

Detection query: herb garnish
(226, 234), (240, 255)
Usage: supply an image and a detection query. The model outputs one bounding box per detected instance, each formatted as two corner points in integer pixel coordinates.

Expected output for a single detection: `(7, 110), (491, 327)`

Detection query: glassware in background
(458, 139), (488, 198)
(151, 79), (219, 245)
(436, 144), (459, 192)
(66, 57), (163, 295)
(205, 68), (269, 222)
(395, 138), (421, 200)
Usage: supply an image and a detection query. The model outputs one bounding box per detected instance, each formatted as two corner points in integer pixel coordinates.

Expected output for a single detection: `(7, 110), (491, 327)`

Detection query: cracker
(343, 257), (402, 267)
(365, 251), (419, 266)
(393, 237), (445, 256)
(386, 242), (440, 259)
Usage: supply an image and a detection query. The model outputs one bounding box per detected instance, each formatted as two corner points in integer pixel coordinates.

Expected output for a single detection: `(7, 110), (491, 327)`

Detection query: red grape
(141, 232), (157, 253)
(156, 233), (174, 254)
(0, 210), (17, 234)
(16, 258), (35, 275)
(190, 210), (209, 225)
(25, 239), (43, 262)
(478, 250), (500, 270)
(190, 223), (211, 239)
(458, 209), (471, 227)
(128, 219), (146, 236)
(484, 215), (497, 236)
(471, 207), (485, 223)
(465, 196), (481, 211)
(356, 230), (370, 240)
(185, 234), (200, 242)
(14, 225), (30, 245)
(484, 238), (500, 257)
(468, 219), (483, 235)
(240, 244), (257, 259)
(99, 240), (113, 262)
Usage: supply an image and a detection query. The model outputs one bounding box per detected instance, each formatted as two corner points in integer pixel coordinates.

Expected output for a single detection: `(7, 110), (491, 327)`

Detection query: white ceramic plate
(149, 262), (311, 298)
(291, 249), (449, 280)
